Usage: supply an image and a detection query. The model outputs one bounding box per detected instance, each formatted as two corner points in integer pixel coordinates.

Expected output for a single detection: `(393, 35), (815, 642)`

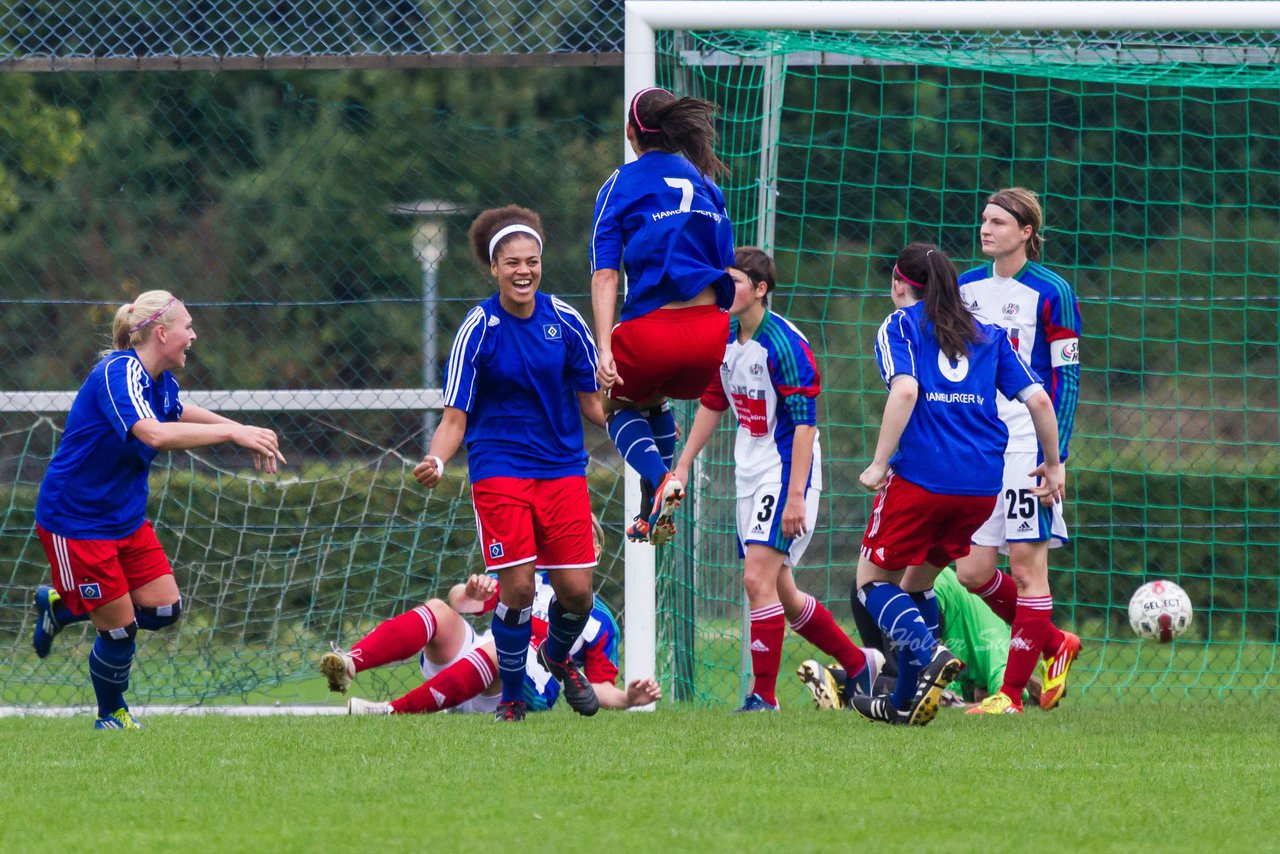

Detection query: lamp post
(390, 199), (468, 446)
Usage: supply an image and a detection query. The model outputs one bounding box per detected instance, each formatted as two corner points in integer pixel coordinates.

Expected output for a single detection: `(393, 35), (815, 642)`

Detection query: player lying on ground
(849, 242), (1063, 727)
(321, 522), (660, 716)
(672, 247), (879, 712)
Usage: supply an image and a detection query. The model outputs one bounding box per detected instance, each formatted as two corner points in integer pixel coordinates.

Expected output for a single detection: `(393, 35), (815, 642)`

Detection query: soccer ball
(1127, 580), (1193, 642)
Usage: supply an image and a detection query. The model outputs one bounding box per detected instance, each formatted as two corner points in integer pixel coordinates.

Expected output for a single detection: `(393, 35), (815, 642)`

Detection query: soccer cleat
(94, 708), (143, 730)
(625, 514), (652, 544)
(320, 644), (356, 694)
(734, 693), (780, 712)
(843, 647), (886, 702)
(849, 692), (908, 725)
(537, 645), (599, 717)
(348, 697), (392, 715)
(32, 585), (63, 659)
(965, 692), (1023, 715)
(645, 473), (685, 546)
(1039, 631), (1082, 711)
(905, 644), (966, 727)
(495, 700), (527, 722)
(797, 660), (843, 710)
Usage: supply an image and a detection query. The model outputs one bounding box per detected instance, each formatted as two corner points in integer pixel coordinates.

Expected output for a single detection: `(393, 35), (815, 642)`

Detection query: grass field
(3, 704), (1277, 853)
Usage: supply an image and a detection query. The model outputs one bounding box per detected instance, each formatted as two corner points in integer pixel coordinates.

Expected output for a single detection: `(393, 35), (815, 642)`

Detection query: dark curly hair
(467, 204), (544, 268)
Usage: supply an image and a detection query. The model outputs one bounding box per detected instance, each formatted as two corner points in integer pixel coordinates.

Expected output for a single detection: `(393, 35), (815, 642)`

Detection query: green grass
(2, 705), (1277, 852)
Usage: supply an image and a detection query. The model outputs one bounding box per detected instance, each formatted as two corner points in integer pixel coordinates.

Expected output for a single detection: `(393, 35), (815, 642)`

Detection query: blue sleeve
(551, 297), (600, 393)
(710, 181), (735, 266)
(766, 324), (820, 426)
(1040, 286), (1082, 460)
(874, 311), (918, 389)
(99, 355), (155, 440)
(590, 170), (624, 273)
(443, 307), (488, 412)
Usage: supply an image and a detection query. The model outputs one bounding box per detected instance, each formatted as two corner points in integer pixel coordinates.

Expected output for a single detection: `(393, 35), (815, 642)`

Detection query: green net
(657, 29), (1280, 707)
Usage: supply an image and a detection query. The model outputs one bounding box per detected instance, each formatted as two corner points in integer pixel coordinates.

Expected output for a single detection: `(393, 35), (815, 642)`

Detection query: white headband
(488, 224), (543, 261)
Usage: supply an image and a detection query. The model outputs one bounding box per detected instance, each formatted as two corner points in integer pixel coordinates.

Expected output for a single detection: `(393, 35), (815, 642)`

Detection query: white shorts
(418, 623), (501, 715)
(736, 482), (820, 567)
(970, 449), (1069, 554)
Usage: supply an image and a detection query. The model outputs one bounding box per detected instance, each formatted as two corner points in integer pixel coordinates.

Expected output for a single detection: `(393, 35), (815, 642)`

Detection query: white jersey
(958, 261), (1082, 457)
(701, 311), (822, 496)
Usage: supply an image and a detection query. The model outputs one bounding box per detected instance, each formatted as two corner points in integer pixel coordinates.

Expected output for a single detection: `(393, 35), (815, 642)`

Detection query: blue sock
(134, 599), (182, 631)
(54, 603), (89, 628)
(861, 582), (935, 710)
(491, 602), (533, 704)
(608, 409), (668, 492)
(647, 403), (678, 472)
(910, 590), (939, 642)
(89, 623), (137, 718)
(542, 598), (588, 665)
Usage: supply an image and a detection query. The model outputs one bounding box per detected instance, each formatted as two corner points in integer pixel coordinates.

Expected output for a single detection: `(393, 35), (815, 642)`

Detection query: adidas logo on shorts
(1016, 521), (1034, 533)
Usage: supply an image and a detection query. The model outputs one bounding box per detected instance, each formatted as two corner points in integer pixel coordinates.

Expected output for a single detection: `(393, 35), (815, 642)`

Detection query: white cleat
(320, 644), (357, 694)
(348, 697), (392, 715)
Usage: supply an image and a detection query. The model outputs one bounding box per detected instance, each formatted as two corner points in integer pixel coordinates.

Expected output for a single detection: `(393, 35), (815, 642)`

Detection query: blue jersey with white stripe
(590, 151), (735, 320)
(958, 261), (1081, 460)
(36, 350), (183, 538)
(443, 291), (598, 483)
(874, 303), (1041, 496)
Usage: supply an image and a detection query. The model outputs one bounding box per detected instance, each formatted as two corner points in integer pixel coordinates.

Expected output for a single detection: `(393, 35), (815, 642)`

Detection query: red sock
(789, 595), (867, 676)
(1000, 596), (1053, 704)
(1042, 621), (1066, 660)
(748, 604), (786, 705)
(351, 604), (436, 672)
(390, 648), (496, 714)
(968, 571), (1018, 625)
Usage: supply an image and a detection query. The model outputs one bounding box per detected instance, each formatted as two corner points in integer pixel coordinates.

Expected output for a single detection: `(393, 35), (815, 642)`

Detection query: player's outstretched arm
(136, 408), (286, 473)
(1024, 389), (1065, 504)
(593, 677), (662, 710)
(860, 376), (917, 491)
(671, 404), (725, 488)
(591, 269), (621, 390)
(414, 406), (467, 488)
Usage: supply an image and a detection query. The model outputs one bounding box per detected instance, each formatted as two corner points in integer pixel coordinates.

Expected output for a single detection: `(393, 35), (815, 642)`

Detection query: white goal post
(620, 0), (1280, 702)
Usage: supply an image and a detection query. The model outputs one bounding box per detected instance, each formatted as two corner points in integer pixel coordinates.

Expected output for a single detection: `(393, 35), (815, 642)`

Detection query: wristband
(427, 455), (444, 476)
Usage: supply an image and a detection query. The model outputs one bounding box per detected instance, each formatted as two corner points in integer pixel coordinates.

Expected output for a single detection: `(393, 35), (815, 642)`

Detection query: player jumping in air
(954, 188), (1084, 715)
(850, 243), (1064, 727)
(672, 247), (881, 712)
(32, 290), (285, 729)
(591, 87), (735, 546)
(412, 206), (606, 722)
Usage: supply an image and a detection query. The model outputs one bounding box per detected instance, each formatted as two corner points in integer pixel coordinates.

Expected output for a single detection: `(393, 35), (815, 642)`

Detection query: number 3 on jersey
(664, 177), (693, 212)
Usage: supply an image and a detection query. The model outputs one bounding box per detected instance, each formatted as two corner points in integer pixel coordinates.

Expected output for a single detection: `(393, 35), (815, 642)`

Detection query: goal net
(647, 9), (1280, 705)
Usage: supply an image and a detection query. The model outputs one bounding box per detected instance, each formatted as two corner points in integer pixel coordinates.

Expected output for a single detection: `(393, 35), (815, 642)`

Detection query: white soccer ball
(1128, 580), (1193, 642)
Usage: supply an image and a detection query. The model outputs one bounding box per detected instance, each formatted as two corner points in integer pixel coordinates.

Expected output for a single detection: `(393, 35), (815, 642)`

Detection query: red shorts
(471, 476), (596, 571)
(37, 521), (173, 616)
(860, 474), (997, 572)
(610, 304), (729, 403)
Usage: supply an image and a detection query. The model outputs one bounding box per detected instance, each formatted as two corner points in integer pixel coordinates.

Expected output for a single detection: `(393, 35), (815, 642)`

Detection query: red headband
(893, 264), (925, 289)
(631, 87), (670, 134)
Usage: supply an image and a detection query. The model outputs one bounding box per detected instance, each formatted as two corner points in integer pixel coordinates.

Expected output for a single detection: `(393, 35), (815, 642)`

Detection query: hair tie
(991, 200), (1030, 228)
(487, 224), (543, 262)
(129, 296), (177, 334)
(893, 263), (926, 289)
(126, 304), (134, 312)
(926, 249), (935, 257)
(631, 87), (670, 135)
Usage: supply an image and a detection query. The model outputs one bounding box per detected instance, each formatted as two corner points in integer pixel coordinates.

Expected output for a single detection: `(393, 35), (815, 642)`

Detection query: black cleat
(906, 644), (966, 726)
(537, 645), (600, 717)
(849, 692), (908, 725)
(495, 700), (527, 722)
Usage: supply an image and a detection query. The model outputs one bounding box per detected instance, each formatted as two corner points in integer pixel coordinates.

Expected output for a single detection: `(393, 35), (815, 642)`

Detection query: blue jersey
(874, 303), (1041, 496)
(702, 311), (823, 495)
(36, 350), (183, 539)
(443, 291), (598, 483)
(958, 261), (1081, 460)
(590, 150), (735, 320)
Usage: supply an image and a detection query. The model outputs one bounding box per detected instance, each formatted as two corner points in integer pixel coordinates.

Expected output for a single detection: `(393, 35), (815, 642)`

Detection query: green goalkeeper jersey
(933, 567), (1026, 701)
